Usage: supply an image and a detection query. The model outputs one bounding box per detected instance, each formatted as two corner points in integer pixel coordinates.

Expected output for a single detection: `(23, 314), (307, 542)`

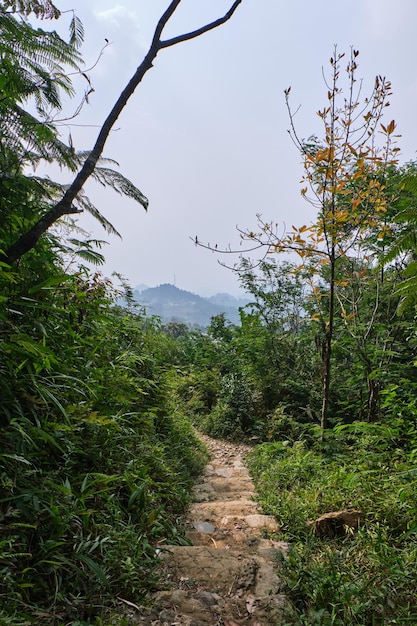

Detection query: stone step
(194, 474), (254, 489)
(158, 545), (280, 596)
(186, 512), (280, 548)
(134, 434), (291, 625)
(146, 546), (289, 626)
(188, 499), (260, 519)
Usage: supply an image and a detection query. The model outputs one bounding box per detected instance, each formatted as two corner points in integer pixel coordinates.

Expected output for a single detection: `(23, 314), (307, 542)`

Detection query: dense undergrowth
(0, 270), (208, 624)
(247, 425), (417, 625)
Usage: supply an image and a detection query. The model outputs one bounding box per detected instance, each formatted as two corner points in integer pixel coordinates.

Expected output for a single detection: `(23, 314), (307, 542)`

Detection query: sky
(46, 0), (417, 296)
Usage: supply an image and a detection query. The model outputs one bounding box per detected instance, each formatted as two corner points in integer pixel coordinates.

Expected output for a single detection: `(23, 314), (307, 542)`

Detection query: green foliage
(2, 1), (62, 21)
(320, 260), (417, 424)
(0, 265), (208, 623)
(281, 529), (417, 625)
(172, 260), (321, 443)
(380, 161), (417, 312)
(202, 371), (257, 440)
(248, 431), (417, 624)
(264, 405), (309, 443)
(0, 1), (83, 161)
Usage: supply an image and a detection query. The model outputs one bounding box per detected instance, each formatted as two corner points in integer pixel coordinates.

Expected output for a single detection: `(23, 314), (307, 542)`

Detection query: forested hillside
(133, 283), (247, 327)
(1, 2), (417, 624)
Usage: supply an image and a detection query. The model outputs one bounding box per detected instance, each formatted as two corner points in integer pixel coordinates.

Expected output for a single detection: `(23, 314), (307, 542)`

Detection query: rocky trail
(134, 434), (291, 625)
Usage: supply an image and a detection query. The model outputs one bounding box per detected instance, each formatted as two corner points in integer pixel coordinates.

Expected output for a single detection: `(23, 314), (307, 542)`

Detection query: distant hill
(132, 283), (249, 328)
(207, 292), (250, 309)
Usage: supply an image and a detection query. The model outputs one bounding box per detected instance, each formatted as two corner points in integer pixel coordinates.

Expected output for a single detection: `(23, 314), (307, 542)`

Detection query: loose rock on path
(134, 433), (290, 625)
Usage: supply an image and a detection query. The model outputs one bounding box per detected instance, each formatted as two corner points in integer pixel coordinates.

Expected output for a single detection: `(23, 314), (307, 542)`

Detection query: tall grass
(0, 273), (208, 624)
(247, 424), (417, 624)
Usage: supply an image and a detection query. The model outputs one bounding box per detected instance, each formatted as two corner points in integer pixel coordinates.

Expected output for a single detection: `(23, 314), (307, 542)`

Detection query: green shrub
(0, 275), (208, 623)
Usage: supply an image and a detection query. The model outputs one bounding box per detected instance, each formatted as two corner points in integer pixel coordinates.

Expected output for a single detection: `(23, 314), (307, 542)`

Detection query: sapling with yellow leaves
(245, 49), (400, 432)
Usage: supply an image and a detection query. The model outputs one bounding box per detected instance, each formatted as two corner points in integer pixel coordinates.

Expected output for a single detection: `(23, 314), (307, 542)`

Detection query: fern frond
(0, 8), (83, 133)
(402, 174), (417, 195)
(69, 13), (84, 49)
(393, 207), (417, 223)
(74, 192), (122, 238)
(66, 237), (106, 266)
(0, 105), (79, 171)
(76, 152), (120, 168)
(382, 231), (417, 266)
(2, 1), (61, 20)
(92, 167), (149, 210)
(67, 237), (108, 251)
(402, 259), (417, 278)
(394, 274), (417, 315)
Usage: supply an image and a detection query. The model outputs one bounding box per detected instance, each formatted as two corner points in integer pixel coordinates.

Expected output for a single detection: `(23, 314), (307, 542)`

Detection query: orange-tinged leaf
(387, 119), (396, 134)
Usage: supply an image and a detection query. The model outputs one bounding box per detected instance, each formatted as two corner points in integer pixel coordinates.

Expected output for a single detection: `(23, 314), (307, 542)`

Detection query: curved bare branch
(4, 0), (243, 264)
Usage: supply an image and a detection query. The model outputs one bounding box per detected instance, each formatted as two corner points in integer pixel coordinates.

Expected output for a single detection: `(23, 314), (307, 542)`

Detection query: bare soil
(132, 434), (291, 625)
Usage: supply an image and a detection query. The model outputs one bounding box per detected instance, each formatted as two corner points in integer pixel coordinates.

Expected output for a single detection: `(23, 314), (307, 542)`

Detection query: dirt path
(135, 434), (290, 625)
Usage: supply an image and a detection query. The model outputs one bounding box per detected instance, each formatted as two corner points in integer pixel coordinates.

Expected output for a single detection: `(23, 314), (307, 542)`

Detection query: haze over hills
(132, 283), (250, 328)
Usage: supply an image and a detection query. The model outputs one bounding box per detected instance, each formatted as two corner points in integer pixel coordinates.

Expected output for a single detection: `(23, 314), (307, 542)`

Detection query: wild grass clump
(247, 424), (417, 624)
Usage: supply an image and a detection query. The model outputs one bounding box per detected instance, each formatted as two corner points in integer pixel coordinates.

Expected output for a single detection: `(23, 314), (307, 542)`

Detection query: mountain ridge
(132, 283), (249, 328)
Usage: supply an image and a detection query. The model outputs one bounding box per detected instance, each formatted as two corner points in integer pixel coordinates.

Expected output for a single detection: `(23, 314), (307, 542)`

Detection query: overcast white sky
(51, 1), (417, 295)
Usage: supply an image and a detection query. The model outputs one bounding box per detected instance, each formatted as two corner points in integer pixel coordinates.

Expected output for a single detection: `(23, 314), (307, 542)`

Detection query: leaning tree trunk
(3, 0), (242, 265)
